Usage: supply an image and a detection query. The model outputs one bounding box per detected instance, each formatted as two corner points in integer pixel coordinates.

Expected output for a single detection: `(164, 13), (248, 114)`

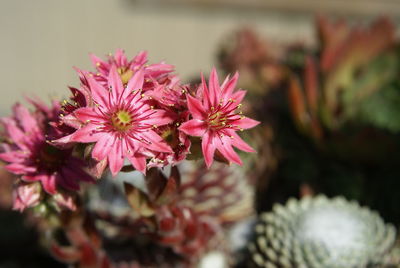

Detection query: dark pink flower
(179, 68), (259, 167)
(90, 49), (174, 89)
(0, 102), (94, 199)
(65, 66), (174, 175)
(12, 181), (42, 212)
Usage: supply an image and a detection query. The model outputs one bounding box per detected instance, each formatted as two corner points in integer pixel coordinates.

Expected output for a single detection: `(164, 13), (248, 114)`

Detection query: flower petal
(215, 136), (242, 165)
(231, 89), (247, 104)
(221, 72), (239, 99)
(83, 71), (110, 109)
(108, 139), (124, 176)
(71, 124), (103, 143)
(74, 107), (104, 123)
(187, 94), (206, 119)
(139, 109), (174, 127)
(5, 163), (36, 174)
(131, 50), (148, 67)
(108, 65), (124, 103)
(202, 131), (216, 168)
(92, 134), (115, 161)
(235, 117), (260, 130)
(125, 68), (144, 99)
(40, 174), (57, 195)
(0, 151), (26, 163)
(1, 118), (30, 150)
(126, 153), (146, 174)
(140, 130), (172, 153)
(208, 67), (220, 107)
(230, 131), (255, 153)
(12, 103), (40, 133)
(179, 119), (207, 137)
(90, 53), (110, 74)
(114, 49), (128, 66)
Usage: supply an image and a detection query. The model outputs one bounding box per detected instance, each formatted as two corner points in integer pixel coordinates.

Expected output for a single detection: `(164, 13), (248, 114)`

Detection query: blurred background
(0, 0), (399, 116)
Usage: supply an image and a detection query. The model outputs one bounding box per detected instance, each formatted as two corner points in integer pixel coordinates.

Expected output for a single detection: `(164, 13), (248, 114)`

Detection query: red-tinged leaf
(124, 182), (155, 217)
(288, 76), (309, 131)
(79, 243), (98, 268)
(155, 166), (181, 206)
(146, 168), (167, 202)
(50, 243), (80, 263)
(158, 217), (176, 233)
(157, 233), (185, 245)
(304, 56), (319, 115)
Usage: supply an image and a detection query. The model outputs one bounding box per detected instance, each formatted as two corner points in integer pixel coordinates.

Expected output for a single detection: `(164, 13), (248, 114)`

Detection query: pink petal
(51, 133), (75, 146)
(139, 109), (174, 127)
(90, 53), (109, 74)
(41, 174), (57, 195)
(74, 107), (104, 123)
(179, 119), (207, 137)
(12, 103), (40, 133)
(62, 113), (83, 129)
(215, 136), (242, 165)
(92, 134), (115, 161)
(114, 49), (127, 66)
(71, 124), (102, 143)
(125, 68), (144, 99)
(108, 65), (124, 103)
(202, 131), (216, 168)
(230, 131), (255, 153)
(208, 67), (220, 107)
(231, 90), (247, 104)
(132, 50), (148, 66)
(1, 118), (29, 150)
(222, 72), (239, 100)
(108, 140), (124, 176)
(235, 117), (260, 130)
(0, 151), (26, 163)
(84, 72), (110, 109)
(140, 130), (172, 153)
(200, 73), (211, 110)
(5, 163), (36, 174)
(186, 94), (206, 119)
(126, 153), (146, 174)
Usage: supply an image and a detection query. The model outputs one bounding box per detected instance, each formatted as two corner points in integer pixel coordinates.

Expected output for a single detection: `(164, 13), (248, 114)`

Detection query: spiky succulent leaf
(249, 196), (397, 268)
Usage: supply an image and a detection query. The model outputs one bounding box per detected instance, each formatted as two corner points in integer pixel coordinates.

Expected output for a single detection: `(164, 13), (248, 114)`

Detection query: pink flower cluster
(0, 49), (259, 211)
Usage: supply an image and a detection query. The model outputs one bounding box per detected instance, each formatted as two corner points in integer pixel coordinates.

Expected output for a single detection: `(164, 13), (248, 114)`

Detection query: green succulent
(249, 195), (398, 268)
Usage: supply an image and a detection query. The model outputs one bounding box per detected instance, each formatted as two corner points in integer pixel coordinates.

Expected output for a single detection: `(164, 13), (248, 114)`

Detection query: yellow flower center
(117, 67), (134, 85)
(111, 110), (133, 131)
(208, 112), (227, 129)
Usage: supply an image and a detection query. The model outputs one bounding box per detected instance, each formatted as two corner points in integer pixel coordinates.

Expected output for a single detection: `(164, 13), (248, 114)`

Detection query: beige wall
(0, 0), (397, 116)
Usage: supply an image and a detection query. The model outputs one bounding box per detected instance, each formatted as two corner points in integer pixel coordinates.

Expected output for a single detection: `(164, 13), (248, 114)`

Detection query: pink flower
(179, 68), (259, 167)
(148, 111), (191, 168)
(90, 49), (174, 89)
(12, 182), (42, 212)
(146, 75), (187, 110)
(0, 102), (94, 199)
(65, 66), (174, 175)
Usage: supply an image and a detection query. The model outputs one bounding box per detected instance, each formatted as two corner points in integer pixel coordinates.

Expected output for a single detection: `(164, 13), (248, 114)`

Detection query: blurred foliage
(218, 16), (400, 225)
